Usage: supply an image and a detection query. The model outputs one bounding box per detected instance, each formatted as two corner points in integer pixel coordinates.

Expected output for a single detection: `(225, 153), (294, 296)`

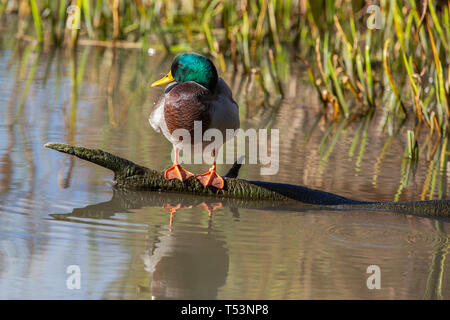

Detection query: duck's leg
(196, 202), (223, 217)
(196, 149), (224, 189)
(164, 146), (194, 182)
(162, 203), (181, 231)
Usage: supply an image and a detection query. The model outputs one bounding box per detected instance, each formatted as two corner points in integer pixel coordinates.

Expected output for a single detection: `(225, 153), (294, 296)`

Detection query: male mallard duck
(149, 52), (239, 189)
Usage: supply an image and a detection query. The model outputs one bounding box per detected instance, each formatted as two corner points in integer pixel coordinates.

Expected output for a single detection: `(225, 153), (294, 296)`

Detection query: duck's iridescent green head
(151, 53), (218, 91)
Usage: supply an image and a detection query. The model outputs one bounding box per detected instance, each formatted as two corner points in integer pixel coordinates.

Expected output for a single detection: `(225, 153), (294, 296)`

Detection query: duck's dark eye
(177, 64), (183, 67)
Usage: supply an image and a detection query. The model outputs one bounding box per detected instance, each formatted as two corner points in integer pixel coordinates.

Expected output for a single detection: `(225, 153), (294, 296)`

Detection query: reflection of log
(44, 142), (450, 218)
(48, 190), (317, 222)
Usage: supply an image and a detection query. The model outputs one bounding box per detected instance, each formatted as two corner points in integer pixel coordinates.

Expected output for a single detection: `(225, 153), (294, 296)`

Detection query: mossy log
(44, 142), (450, 219)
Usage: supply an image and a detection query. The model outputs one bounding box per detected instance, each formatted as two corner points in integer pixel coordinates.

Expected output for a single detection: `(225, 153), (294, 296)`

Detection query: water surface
(0, 43), (449, 299)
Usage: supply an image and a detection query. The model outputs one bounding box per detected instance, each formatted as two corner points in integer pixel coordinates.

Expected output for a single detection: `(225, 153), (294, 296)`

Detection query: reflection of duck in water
(142, 220), (229, 299)
(50, 192), (233, 299)
(149, 52), (240, 189)
(163, 201), (223, 231)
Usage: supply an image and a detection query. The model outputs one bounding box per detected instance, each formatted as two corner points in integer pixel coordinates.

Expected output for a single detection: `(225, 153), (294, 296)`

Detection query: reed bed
(2, 2), (447, 114)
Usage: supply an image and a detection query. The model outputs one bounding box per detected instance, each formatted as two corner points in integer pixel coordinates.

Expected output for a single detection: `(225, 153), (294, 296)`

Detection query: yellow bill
(151, 71), (175, 87)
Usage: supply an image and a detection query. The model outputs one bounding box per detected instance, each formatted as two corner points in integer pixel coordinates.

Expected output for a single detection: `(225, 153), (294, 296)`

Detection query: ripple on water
(326, 222), (449, 249)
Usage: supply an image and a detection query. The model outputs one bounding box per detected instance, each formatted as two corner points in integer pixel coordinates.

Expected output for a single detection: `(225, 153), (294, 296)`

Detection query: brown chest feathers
(164, 82), (212, 142)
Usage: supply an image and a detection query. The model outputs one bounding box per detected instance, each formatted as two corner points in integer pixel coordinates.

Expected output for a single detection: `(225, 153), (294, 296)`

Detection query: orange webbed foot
(164, 164), (194, 182)
(195, 166), (224, 189)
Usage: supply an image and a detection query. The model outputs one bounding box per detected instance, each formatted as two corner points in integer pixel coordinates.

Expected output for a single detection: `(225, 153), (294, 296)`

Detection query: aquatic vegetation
(2, 1), (448, 119)
(1, 0), (448, 200)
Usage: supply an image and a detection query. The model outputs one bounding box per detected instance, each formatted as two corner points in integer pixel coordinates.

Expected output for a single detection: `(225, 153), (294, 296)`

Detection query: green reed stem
(29, 0), (43, 43)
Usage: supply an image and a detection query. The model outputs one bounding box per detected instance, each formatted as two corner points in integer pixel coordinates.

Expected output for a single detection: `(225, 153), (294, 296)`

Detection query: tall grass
(1, 0), (449, 162)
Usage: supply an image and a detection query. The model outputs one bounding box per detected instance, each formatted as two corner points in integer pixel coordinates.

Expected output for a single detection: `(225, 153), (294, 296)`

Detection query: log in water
(44, 142), (450, 219)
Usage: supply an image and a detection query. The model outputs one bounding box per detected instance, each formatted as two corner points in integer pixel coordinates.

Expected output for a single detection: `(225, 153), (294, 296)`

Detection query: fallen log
(44, 142), (450, 219)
